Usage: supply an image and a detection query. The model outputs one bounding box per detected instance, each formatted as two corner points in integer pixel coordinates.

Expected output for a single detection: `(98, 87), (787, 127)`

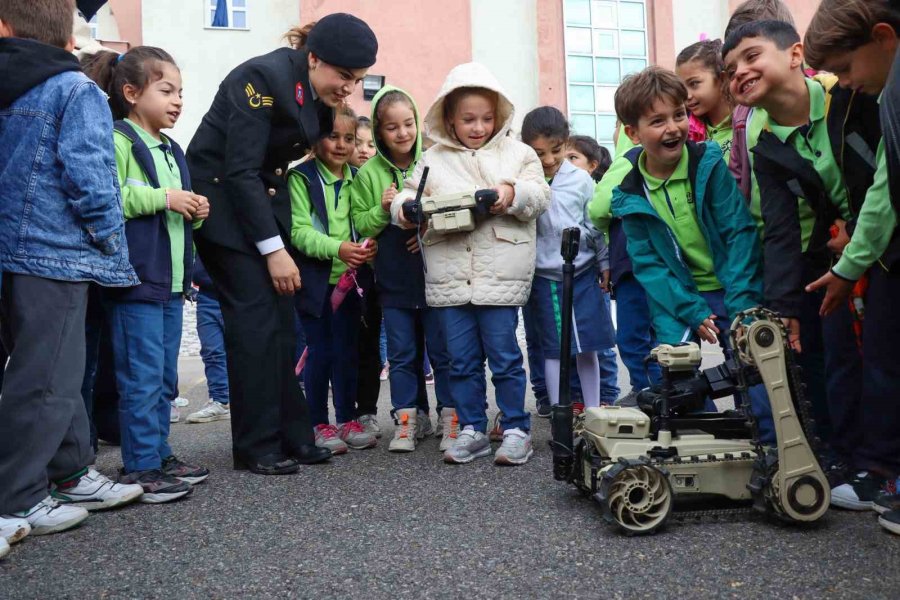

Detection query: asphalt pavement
(1, 349), (898, 598)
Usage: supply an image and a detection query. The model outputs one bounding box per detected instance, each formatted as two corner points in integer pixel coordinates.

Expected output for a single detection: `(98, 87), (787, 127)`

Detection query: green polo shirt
(706, 114), (733, 159)
(114, 119), (201, 293)
(289, 159), (354, 284)
(747, 79), (851, 248)
(834, 93), (896, 280)
(638, 147), (721, 291)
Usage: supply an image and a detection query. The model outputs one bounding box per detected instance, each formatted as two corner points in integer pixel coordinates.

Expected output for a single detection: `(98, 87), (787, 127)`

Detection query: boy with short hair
(602, 66), (773, 438)
(724, 17), (898, 508)
(802, 0), (900, 531)
(0, 0), (142, 546)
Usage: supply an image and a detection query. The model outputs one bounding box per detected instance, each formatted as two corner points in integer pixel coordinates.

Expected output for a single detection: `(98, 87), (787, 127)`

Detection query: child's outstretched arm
(58, 82), (128, 256)
(621, 218), (714, 338)
(502, 145), (550, 221)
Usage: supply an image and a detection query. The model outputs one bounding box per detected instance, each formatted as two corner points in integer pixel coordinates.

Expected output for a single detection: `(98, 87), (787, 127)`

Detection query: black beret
(307, 13), (378, 69)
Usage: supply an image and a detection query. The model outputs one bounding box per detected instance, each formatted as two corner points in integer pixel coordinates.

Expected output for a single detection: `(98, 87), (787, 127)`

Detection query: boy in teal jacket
(608, 66), (770, 437)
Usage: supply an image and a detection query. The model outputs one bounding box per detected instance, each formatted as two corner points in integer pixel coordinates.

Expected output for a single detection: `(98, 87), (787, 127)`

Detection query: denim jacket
(0, 38), (137, 287)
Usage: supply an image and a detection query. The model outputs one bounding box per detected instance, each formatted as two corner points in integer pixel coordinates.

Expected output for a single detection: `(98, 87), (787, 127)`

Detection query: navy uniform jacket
(186, 47), (334, 254)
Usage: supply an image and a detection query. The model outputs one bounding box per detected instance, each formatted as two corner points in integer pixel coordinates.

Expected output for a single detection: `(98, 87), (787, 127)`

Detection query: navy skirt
(530, 268), (616, 358)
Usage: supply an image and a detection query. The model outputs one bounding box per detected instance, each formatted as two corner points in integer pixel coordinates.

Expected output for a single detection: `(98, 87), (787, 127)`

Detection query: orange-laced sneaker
(389, 408), (417, 452)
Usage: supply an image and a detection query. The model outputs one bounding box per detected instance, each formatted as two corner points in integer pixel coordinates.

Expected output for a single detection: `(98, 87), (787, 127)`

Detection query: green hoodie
(350, 85), (423, 238)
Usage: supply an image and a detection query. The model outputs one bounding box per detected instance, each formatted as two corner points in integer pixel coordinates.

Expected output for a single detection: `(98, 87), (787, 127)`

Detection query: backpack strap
(113, 120), (161, 189)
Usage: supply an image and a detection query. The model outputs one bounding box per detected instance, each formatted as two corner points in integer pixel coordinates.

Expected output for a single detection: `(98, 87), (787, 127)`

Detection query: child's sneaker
(162, 455), (210, 485)
(875, 494), (900, 516)
(439, 409), (459, 452)
(389, 408), (417, 452)
(879, 509), (900, 535)
(443, 427), (491, 464)
(358, 414), (382, 438)
(489, 413), (504, 442)
(572, 402), (585, 417)
(435, 411), (444, 437)
(337, 421), (377, 449)
(186, 400), (230, 423)
(494, 428), (534, 466)
(830, 472), (887, 510)
(536, 397), (552, 418)
(0, 516), (30, 544)
(52, 467), (143, 510)
(172, 396), (190, 407)
(169, 402), (180, 423)
(416, 409), (434, 439)
(315, 424), (348, 455)
(425, 372), (435, 385)
(379, 362), (390, 381)
(3, 496), (88, 535)
(119, 469), (193, 504)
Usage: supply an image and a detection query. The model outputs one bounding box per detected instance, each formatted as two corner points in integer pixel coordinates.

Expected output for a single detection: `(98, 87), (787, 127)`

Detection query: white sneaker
(358, 414), (382, 438)
(443, 427), (491, 464)
(172, 396), (190, 407)
(0, 516), (30, 544)
(494, 428), (533, 466)
(416, 409), (434, 439)
(170, 402), (180, 423)
(389, 408), (417, 452)
(186, 400), (230, 423)
(52, 468), (143, 511)
(439, 408), (460, 452)
(3, 496), (88, 536)
(0, 538), (9, 560)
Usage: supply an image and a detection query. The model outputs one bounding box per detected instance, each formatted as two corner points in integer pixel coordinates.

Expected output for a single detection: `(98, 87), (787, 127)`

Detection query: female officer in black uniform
(187, 13), (378, 475)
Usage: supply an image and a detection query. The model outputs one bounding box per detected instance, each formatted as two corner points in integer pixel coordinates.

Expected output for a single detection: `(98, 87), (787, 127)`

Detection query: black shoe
(615, 390), (640, 408)
(119, 469), (192, 504)
(875, 493), (900, 515)
(291, 444), (331, 465)
(233, 452), (300, 475)
(830, 471), (887, 510)
(536, 397), (551, 418)
(879, 509), (900, 535)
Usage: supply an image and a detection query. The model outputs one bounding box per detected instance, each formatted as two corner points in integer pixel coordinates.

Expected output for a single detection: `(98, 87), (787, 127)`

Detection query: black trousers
(356, 288), (382, 417)
(196, 237), (314, 461)
(0, 274), (94, 513)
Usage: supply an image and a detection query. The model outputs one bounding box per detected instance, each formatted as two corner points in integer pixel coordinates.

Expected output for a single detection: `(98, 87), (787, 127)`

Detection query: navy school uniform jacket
(107, 120), (192, 302)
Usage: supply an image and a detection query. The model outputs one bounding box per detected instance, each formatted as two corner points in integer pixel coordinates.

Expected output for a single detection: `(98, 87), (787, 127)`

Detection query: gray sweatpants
(0, 273), (94, 514)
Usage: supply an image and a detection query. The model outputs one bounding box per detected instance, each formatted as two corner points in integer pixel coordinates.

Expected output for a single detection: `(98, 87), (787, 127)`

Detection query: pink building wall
(108, 0), (142, 46)
(299, 0), (473, 118)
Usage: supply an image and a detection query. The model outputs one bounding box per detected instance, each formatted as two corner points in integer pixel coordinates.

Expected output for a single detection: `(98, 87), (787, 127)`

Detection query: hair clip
(116, 52), (126, 64)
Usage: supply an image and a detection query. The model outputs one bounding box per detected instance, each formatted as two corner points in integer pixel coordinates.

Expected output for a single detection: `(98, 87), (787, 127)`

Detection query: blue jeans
(522, 296), (582, 402)
(599, 293), (620, 403)
(383, 307), (452, 413)
(299, 289), (360, 426)
(197, 293), (229, 404)
(379, 320), (387, 366)
(442, 305), (528, 433)
(614, 275), (661, 392)
(700, 290), (774, 444)
(107, 294), (182, 473)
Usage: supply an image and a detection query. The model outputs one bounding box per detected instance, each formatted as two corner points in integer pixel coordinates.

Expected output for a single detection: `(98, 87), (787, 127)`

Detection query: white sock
(545, 358), (561, 405)
(576, 352), (601, 408)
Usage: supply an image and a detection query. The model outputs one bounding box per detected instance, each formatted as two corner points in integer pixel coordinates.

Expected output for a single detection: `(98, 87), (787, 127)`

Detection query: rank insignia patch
(245, 83), (273, 109)
(295, 82), (304, 107)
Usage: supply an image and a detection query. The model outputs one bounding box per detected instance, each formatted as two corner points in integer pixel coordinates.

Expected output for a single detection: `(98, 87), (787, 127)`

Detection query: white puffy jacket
(391, 62), (550, 307)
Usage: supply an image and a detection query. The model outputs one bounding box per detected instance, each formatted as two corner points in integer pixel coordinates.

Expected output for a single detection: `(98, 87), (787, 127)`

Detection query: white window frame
(563, 0), (649, 151)
(205, 0), (249, 31)
(88, 14), (99, 39)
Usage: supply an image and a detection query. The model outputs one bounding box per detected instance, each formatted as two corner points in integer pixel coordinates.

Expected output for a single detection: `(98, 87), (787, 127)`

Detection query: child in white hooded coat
(393, 62), (550, 466)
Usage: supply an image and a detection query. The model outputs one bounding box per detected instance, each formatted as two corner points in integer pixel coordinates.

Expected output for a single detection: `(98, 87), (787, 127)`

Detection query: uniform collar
(638, 145), (689, 190)
(315, 158), (352, 184)
(770, 78), (825, 143)
(124, 118), (169, 150)
(289, 50), (330, 144)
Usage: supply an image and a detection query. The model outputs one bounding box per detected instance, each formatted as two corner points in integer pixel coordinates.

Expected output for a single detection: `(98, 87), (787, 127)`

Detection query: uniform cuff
(256, 236), (285, 255)
(832, 258), (864, 282)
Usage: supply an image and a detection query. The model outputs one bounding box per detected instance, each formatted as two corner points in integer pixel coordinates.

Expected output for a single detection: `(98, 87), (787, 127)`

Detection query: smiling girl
(676, 39), (735, 157)
(86, 47), (210, 502)
(392, 63), (550, 466)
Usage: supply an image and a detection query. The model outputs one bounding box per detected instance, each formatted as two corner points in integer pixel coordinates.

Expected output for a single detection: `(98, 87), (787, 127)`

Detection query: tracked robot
(550, 228), (830, 535)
